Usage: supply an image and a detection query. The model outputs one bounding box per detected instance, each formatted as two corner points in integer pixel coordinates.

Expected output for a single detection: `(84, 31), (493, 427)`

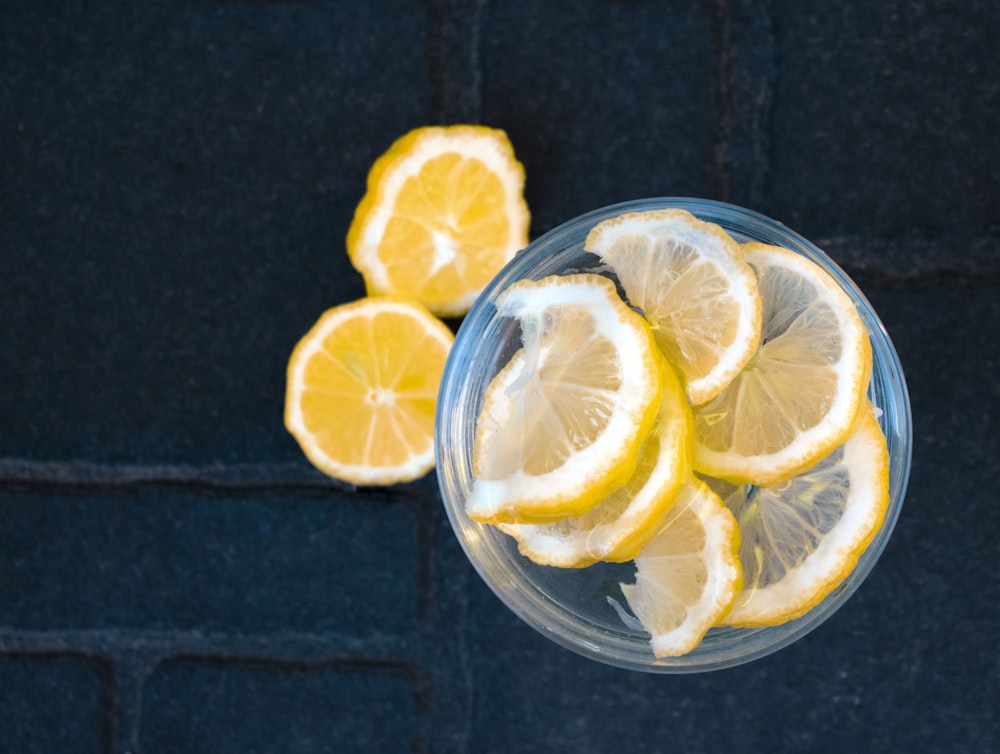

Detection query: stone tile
(758, 1), (1000, 241)
(0, 2), (996, 753)
(0, 0), (431, 465)
(855, 275), (999, 698)
(480, 0), (719, 235)
(457, 530), (995, 753)
(0, 656), (109, 754)
(140, 658), (420, 753)
(0, 487), (422, 636)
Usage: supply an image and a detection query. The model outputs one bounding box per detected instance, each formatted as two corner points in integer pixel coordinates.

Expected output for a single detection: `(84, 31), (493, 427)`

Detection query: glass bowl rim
(434, 196), (912, 673)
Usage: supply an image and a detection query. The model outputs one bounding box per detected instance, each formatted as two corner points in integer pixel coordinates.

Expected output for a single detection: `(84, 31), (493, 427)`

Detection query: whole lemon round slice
(618, 478), (743, 658)
(284, 297), (453, 485)
(467, 274), (663, 524)
(585, 208), (762, 406)
(693, 243), (872, 486)
(711, 405), (890, 627)
(346, 125), (530, 317)
(498, 360), (691, 567)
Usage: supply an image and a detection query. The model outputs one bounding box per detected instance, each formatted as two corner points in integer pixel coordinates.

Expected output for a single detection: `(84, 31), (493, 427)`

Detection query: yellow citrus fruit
(710, 405), (890, 627)
(692, 242), (872, 486)
(712, 403), (889, 626)
(498, 361), (691, 567)
(466, 273), (664, 524)
(618, 478), (743, 658)
(585, 209), (762, 406)
(284, 297), (453, 485)
(346, 125), (530, 317)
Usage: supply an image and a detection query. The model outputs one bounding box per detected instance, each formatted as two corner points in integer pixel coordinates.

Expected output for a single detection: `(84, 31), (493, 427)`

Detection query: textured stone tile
(480, 0), (719, 235)
(0, 656), (108, 754)
(759, 1), (1000, 242)
(458, 537), (996, 754)
(140, 658), (419, 753)
(0, 0), (430, 465)
(1, 2), (996, 753)
(0, 487), (422, 635)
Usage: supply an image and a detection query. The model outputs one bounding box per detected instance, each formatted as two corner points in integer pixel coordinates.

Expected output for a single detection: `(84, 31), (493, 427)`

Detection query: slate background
(1, 1), (998, 752)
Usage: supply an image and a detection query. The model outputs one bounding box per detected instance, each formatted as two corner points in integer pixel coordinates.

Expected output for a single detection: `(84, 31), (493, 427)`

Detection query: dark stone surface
(0, 0), (429, 465)
(1, 0), (998, 752)
(0, 656), (109, 753)
(140, 658), (420, 753)
(763, 1), (1000, 239)
(482, 0), (719, 234)
(0, 486), (423, 635)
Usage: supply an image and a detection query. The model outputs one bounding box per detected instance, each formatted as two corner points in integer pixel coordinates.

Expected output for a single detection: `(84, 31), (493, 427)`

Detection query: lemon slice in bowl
(467, 273), (663, 524)
(346, 125), (530, 317)
(285, 297), (454, 485)
(709, 405), (890, 627)
(585, 208), (762, 406)
(498, 360), (691, 567)
(693, 242), (873, 486)
(618, 478), (743, 658)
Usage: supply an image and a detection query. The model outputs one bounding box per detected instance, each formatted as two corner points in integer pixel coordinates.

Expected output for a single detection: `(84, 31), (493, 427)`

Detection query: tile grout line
(425, 0), (486, 124)
(468, 0), (486, 124)
(712, 0), (776, 206)
(0, 458), (438, 499)
(110, 651), (152, 754)
(0, 627), (415, 656)
(817, 235), (1000, 283)
(711, 0), (733, 201)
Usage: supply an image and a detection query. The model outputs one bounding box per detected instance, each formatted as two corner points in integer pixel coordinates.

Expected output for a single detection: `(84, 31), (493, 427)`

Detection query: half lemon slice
(711, 406), (890, 627)
(693, 243), (872, 485)
(619, 478), (743, 658)
(498, 361), (690, 567)
(467, 274), (663, 524)
(585, 209), (762, 406)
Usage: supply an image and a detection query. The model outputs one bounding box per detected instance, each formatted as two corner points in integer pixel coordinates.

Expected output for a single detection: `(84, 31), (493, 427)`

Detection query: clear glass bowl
(434, 197), (912, 672)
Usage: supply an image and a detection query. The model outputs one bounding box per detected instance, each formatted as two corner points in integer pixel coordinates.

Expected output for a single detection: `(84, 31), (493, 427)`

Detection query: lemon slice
(618, 478), (743, 658)
(693, 242), (873, 485)
(284, 297), (453, 485)
(498, 361), (691, 567)
(585, 209), (762, 406)
(346, 125), (530, 317)
(710, 406), (890, 627)
(467, 274), (663, 524)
